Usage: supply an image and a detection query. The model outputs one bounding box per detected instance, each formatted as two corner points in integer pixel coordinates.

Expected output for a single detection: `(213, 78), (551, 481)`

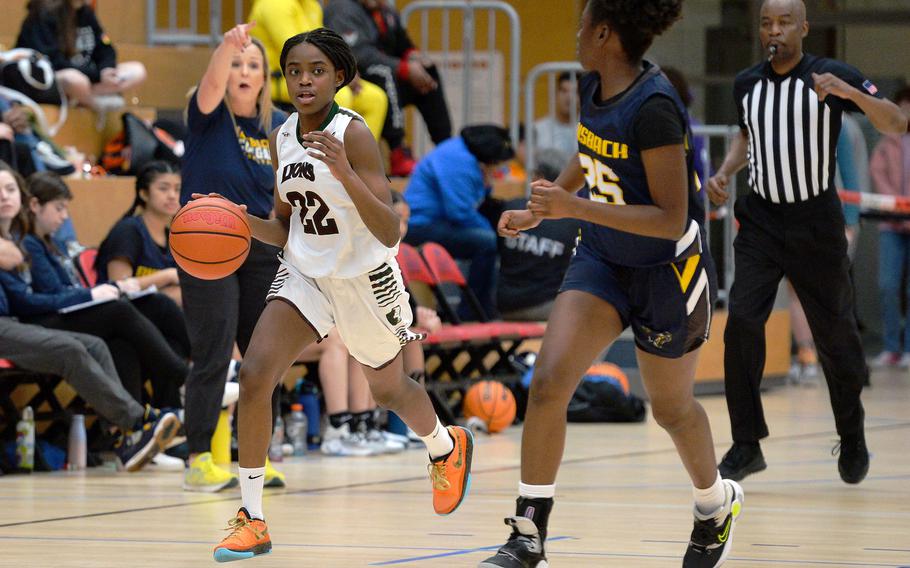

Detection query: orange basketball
(169, 197), (251, 280)
(463, 380), (516, 433)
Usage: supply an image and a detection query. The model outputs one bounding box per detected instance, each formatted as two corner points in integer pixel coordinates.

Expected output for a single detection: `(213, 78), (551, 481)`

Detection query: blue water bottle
(297, 379), (321, 450)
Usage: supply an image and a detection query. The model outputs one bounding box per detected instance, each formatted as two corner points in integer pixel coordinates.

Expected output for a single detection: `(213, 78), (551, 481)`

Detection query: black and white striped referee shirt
(734, 54), (883, 204)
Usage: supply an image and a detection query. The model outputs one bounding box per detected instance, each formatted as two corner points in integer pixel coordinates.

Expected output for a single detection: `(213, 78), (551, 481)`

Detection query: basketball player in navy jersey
(480, 2), (743, 567)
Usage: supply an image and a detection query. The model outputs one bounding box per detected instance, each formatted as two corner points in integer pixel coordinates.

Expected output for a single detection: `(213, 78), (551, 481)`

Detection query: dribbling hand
(497, 209), (540, 237)
(707, 173), (730, 206)
(190, 193), (248, 214)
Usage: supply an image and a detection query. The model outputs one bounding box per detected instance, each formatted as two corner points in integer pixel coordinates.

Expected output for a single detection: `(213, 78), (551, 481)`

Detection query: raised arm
(196, 23), (256, 115)
(813, 72), (908, 135)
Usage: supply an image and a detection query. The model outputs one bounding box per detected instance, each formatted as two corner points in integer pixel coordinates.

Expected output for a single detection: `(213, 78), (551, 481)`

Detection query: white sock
(693, 472), (726, 517)
(239, 466), (266, 520)
(420, 416), (455, 459)
(519, 482), (556, 499)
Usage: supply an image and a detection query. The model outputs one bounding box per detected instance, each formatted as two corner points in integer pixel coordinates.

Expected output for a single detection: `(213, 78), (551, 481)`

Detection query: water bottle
(67, 414), (87, 471)
(269, 415), (285, 463)
(15, 406), (35, 471)
(297, 379), (322, 450)
(285, 404), (308, 456)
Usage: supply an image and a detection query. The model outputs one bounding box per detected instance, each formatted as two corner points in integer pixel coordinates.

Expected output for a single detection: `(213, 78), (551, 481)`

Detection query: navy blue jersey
(96, 216), (177, 282)
(576, 62), (705, 267)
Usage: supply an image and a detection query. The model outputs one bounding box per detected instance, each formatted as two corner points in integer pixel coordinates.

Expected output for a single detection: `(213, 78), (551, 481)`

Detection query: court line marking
(368, 536), (573, 565)
(1, 420), (908, 530)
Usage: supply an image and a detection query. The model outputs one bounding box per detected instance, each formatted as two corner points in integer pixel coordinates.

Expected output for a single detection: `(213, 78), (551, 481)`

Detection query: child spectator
(16, 0), (147, 111)
(95, 161), (182, 305)
(0, 162), (189, 409)
(1, 236), (181, 473)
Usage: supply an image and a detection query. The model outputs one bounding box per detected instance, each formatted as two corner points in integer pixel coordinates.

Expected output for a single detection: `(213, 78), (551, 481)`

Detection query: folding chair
(74, 247), (99, 287)
(0, 359), (86, 437)
(418, 242), (545, 376)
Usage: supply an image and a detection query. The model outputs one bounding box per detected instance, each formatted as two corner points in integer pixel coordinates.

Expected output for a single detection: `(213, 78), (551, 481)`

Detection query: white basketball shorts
(266, 258), (425, 368)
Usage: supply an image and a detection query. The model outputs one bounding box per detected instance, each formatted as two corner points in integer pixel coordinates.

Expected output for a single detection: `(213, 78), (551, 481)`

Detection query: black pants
(724, 190), (868, 443)
(362, 63), (452, 149)
(23, 298), (189, 408)
(180, 239), (282, 454)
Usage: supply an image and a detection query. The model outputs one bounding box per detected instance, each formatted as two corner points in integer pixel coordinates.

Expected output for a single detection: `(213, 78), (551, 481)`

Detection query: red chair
(75, 248), (99, 287)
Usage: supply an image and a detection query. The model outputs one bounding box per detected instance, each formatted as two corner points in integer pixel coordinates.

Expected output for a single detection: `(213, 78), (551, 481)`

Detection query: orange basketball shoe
(213, 508), (271, 563)
(428, 426), (474, 515)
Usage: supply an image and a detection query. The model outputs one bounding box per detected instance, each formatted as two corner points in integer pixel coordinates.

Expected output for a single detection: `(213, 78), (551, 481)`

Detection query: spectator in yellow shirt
(249, 0), (388, 140)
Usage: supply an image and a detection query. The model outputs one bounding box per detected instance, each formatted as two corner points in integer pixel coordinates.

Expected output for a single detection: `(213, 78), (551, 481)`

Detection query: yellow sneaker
(264, 458), (286, 488)
(183, 452), (239, 493)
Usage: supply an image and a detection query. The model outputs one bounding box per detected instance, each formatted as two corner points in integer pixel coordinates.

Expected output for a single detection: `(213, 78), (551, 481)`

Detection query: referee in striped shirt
(708, 0), (907, 485)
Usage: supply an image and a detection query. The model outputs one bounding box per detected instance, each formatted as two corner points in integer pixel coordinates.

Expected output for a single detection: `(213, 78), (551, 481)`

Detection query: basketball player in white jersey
(203, 27), (474, 563)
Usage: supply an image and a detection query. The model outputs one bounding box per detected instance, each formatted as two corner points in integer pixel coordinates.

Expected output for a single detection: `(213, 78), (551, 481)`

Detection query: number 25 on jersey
(579, 154), (625, 205)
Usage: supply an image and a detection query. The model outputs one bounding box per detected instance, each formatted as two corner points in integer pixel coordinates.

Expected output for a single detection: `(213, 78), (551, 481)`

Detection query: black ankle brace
(515, 496), (554, 542)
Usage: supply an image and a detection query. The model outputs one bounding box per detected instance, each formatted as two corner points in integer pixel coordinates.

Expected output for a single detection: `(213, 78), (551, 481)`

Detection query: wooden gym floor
(1, 369), (908, 568)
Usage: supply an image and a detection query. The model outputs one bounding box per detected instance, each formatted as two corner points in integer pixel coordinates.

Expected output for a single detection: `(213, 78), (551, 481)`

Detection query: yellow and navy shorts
(559, 244), (717, 358)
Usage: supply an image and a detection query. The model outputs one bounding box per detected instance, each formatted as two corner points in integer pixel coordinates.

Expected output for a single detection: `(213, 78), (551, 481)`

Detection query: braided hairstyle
(588, 0), (683, 61)
(280, 28), (357, 92)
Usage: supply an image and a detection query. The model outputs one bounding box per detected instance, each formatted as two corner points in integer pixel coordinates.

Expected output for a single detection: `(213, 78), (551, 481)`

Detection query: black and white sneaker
(114, 406), (181, 472)
(683, 479), (745, 567)
(478, 516), (548, 568)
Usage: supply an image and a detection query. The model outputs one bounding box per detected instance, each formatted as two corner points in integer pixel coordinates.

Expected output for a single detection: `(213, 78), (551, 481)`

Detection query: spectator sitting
(325, 0), (452, 176)
(0, 163), (189, 409)
(95, 161), (182, 306)
(16, 0), (147, 112)
(249, 0), (389, 140)
(1, 238), (180, 472)
(0, 163), (189, 408)
(497, 151), (580, 321)
(532, 71), (580, 161)
(403, 125), (514, 320)
(0, 94), (74, 176)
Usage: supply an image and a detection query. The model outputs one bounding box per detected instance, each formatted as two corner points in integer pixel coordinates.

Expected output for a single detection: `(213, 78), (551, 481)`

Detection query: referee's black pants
(724, 190), (868, 443)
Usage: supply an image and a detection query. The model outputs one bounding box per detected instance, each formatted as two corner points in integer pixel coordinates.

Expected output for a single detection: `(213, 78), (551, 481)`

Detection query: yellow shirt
(248, 0), (324, 104)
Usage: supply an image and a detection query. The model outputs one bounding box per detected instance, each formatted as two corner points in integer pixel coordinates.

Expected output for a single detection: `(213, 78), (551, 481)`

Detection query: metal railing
(146, 0), (245, 46)
(401, 0), (521, 150)
(523, 61), (582, 180)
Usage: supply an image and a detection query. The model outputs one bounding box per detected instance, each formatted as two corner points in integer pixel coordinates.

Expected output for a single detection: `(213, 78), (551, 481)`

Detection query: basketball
(169, 197), (251, 280)
(463, 380), (516, 433)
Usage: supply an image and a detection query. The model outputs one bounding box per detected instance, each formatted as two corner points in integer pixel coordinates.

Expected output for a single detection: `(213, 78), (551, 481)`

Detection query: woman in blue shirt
(96, 161), (182, 304)
(179, 23), (288, 492)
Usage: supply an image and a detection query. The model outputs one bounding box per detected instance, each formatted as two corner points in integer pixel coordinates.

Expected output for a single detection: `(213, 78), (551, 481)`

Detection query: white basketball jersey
(276, 106), (394, 278)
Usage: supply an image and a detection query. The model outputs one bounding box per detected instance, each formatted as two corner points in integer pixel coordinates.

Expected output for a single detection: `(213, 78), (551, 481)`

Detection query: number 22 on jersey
(579, 154), (625, 205)
(286, 191), (339, 236)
